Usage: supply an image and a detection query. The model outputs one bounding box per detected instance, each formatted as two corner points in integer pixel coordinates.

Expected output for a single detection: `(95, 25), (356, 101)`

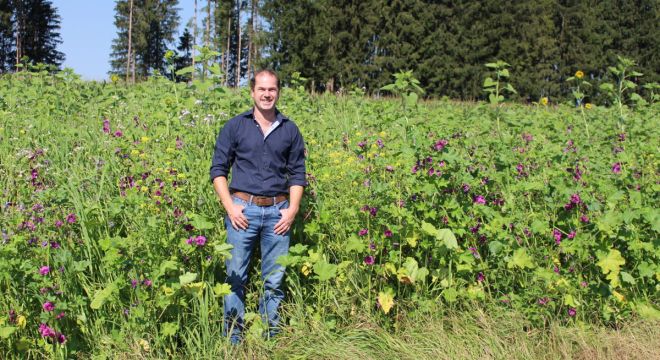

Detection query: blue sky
(54, 0), (194, 81)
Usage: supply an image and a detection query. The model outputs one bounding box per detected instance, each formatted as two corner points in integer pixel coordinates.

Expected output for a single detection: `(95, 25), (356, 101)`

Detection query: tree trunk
(192, 0), (197, 81)
(236, 1), (241, 87)
(225, 18), (231, 87)
(126, 0), (133, 82)
(247, 0), (256, 82)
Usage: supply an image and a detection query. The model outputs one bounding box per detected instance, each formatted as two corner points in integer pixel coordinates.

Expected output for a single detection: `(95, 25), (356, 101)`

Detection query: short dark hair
(250, 69), (280, 90)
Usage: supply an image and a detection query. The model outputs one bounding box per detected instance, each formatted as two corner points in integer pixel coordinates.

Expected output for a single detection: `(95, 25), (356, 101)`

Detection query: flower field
(0, 70), (658, 358)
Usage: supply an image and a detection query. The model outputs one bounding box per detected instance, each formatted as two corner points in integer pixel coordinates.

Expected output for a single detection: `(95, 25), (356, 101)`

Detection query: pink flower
(567, 231), (576, 239)
(42, 302), (55, 312)
(580, 215), (590, 223)
(612, 162), (621, 174)
(176, 136), (184, 149)
(39, 266), (50, 275)
(54, 220), (63, 228)
(143, 279), (152, 287)
(568, 308), (576, 317)
(57, 333), (67, 344)
(476, 272), (485, 282)
(473, 195), (486, 205)
(383, 229), (393, 238)
(114, 130), (123, 137)
(363, 255), (375, 265)
(358, 229), (368, 236)
(39, 323), (56, 338)
(56, 312), (65, 320)
(385, 165), (394, 172)
(103, 119), (111, 134)
(433, 139), (448, 151)
(66, 213), (76, 224)
(553, 229), (562, 244)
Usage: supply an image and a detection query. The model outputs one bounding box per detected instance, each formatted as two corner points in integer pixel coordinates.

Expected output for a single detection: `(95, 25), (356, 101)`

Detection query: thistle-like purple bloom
(143, 279), (152, 287)
(462, 184), (471, 193)
(39, 323), (56, 338)
(364, 255), (375, 265)
(473, 195), (486, 205)
(66, 213), (76, 224)
(176, 136), (184, 150)
(42, 302), (55, 312)
(39, 266), (50, 276)
(369, 207), (378, 217)
(433, 139), (448, 151)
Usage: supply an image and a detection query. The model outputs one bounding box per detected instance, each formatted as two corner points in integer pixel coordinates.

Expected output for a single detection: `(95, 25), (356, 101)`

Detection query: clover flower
(66, 213), (76, 224)
(42, 302), (55, 312)
(39, 266), (50, 276)
(39, 323), (56, 338)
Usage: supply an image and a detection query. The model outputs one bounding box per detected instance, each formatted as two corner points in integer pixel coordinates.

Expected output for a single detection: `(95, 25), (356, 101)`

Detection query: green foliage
(380, 70), (425, 109)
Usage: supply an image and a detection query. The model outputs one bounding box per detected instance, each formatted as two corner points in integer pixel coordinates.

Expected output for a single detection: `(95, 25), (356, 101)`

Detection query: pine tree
(174, 26), (192, 81)
(12, 0), (64, 69)
(110, 0), (180, 79)
(0, 0), (13, 72)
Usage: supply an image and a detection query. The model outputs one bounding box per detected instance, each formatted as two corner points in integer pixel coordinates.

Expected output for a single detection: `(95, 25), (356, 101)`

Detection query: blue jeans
(223, 196), (290, 344)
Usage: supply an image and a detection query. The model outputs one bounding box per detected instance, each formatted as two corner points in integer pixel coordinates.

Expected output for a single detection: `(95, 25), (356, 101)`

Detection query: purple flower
(195, 235), (207, 246)
(376, 139), (384, 148)
(114, 130), (123, 137)
(369, 242), (376, 250)
(57, 333), (67, 344)
(553, 266), (560, 274)
(567, 231), (576, 239)
(39, 323), (56, 338)
(42, 302), (55, 312)
(55, 220), (63, 228)
(580, 281), (588, 287)
(433, 139), (448, 151)
(358, 229), (368, 236)
(103, 119), (111, 134)
(8, 309), (16, 324)
(618, 133), (626, 142)
(143, 279), (152, 287)
(522, 133), (533, 143)
(538, 297), (550, 305)
(411, 165), (419, 174)
(473, 195), (486, 205)
(363, 255), (375, 265)
(131, 279), (138, 288)
(568, 308), (576, 317)
(468, 247), (480, 259)
(66, 213), (76, 224)
(176, 136), (184, 149)
(437, 160), (446, 168)
(39, 266), (50, 276)
(462, 184), (471, 193)
(612, 162), (621, 174)
(31, 168), (39, 180)
(357, 141), (367, 148)
(570, 193), (581, 204)
(553, 229), (562, 244)
(369, 207), (378, 217)
(50, 242), (60, 249)
(476, 272), (485, 282)
(385, 165), (394, 172)
(363, 179), (371, 187)
(384, 229), (393, 238)
(56, 312), (65, 320)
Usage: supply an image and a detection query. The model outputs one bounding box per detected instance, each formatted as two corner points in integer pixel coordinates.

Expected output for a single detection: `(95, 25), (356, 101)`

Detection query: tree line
(1, 0), (658, 102)
(0, 0), (63, 73)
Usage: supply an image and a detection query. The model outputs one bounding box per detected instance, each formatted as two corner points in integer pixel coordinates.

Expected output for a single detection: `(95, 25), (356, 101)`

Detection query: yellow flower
(17, 315), (26, 328)
(131, 149), (140, 156)
(575, 70), (584, 79)
(110, 74), (120, 83)
(540, 97), (549, 106)
(141, 136), (150, 143)
(301, 262), (311, 276)
(585, 103), (593, 110)
(138, 339), (150, 352)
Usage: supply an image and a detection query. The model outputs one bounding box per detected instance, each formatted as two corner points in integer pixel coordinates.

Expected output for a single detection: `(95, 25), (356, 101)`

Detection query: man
(210, 69), (306, 344)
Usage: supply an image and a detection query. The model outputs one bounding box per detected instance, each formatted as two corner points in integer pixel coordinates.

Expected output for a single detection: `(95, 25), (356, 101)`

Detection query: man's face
(251, 73), (279, 113)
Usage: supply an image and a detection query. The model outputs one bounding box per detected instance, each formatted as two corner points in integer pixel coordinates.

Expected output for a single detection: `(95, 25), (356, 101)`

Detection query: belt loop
(249, 195), (254, 205)
(272, 196), (276, 205)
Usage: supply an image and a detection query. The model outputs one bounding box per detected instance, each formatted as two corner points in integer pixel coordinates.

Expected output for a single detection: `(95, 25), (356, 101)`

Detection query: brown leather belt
(231, 191), (288, 206)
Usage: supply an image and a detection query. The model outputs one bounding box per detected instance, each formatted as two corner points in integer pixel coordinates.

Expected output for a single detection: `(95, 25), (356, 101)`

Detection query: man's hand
(274, 207), (297, 235)
(228, 203), (248, 230)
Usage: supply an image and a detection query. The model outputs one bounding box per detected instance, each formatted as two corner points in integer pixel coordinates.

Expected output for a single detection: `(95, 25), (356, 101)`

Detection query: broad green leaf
(507, 248), (535, 269)
(488, 241), (504, 255)
(288, 243), (308, 255)
(442, 287), (459, 303)
(90, 282), (117, 310)
(175, 66), (194, 76)
(483, 77), (497, 88)
(620, 271), (636, 284)
(596, 249), (625, 287)
(378, 289), (395, 314)
(190, 213), (214, 230)
(633, 302), (660, 320)
(437, 229), (458, 249)
(0, 326), (16, 338)
(345, 235), (366, 253)
(213, 283), (232, 297)
(564, 294), (578, 307)
(161, 322), (178, 337)
(313, 260), (337, 282)
(179, 272), (198, 286)
(213, 243), (233, 259)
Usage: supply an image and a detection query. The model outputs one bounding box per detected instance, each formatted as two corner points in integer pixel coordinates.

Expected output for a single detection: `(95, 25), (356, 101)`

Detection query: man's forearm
(212, 176), (234, 213)
(288, 185), (303, 214)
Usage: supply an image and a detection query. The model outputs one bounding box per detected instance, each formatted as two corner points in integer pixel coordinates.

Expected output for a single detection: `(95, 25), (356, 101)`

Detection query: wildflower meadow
(0, 66), (658, 358)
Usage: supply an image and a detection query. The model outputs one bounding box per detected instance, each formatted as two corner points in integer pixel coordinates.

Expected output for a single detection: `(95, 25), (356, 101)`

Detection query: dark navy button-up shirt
(209, 108), (306, 196)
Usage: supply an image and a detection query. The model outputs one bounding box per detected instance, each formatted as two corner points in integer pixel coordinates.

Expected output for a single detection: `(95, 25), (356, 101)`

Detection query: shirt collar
(244, 107), (289, 123)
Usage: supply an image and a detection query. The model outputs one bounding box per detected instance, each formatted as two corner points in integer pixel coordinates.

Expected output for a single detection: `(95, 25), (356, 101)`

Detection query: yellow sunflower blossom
(584, 103), (593, 110)
(575, 70), (584, 79)
(540, 97), (549, 106)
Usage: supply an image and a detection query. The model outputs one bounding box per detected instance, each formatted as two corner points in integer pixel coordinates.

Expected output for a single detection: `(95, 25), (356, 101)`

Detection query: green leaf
(633, 302), (660, 320)
(345, 235), (366, 253)
(179, 272), (198, 286)
(488, 241), (504, 255)
(288, 243), (308, 255)
(596, 249), (625, 287)
(507, 248), (536, 269)
(420, 222), (458, 249)
(620, 271), (636, 284)
(161, 322), (178, 337)
(90, 282), (117, 310)
(442, 287), (459, 303)
(0, 326), (16, 338)
(175, 66), (194, 76)
(483, 77), (497, 88)
(190, 213), (214, 230)
(213, 283), (232, 297)
(313, 260), (337, 282)
(213, 243), (233, 259)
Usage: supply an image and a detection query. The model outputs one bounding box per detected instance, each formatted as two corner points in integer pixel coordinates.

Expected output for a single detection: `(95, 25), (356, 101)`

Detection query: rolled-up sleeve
(209, 121), (234, 182)
(286, 126), (307, 187)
